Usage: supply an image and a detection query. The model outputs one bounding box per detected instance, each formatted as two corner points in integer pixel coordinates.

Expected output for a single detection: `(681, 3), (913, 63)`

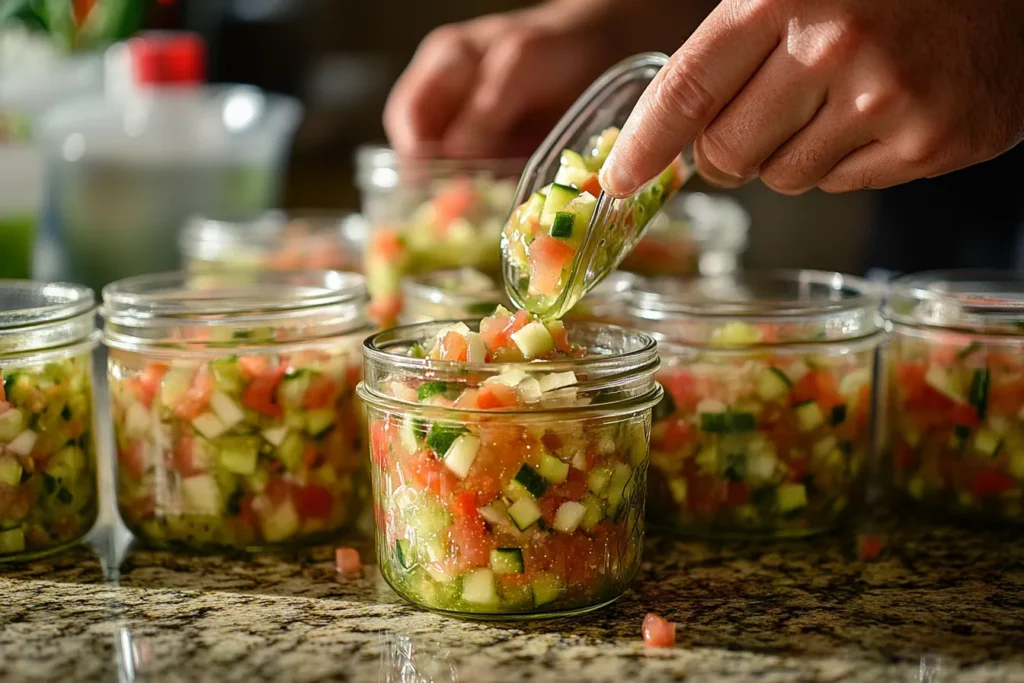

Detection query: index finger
(600, 0), (782, 197)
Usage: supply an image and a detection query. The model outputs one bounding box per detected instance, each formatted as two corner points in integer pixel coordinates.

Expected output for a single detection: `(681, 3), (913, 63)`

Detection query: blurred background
(0, 0), (873, 294)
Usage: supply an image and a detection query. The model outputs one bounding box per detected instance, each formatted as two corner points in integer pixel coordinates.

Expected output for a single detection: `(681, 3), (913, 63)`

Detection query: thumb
(600, 1), (779, 197)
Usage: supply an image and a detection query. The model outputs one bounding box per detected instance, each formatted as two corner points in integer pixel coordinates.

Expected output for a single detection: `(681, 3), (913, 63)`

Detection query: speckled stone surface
(0, 515), (1022, 683)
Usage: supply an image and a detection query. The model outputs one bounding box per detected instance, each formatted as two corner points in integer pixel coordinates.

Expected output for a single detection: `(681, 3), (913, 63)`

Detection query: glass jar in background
(180, 210), (366, 286)
(102, 270), (371, 551)
(0, 281), (99, 560)
(621, 193), (749, 278)
(629, 271), (884, 537)
(399, 268), (636, 327)
(885, 271), (1024, 524)
(355, 147), (522, 326)
(358, 320), (662, 617)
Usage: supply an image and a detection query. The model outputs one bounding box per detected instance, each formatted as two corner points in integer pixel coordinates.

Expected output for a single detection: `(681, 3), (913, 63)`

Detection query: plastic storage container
(102, 270), (371, 551)
(621, 193), (749, 278)
(358, 319), (662, 617)
(355, 146), (521, 326)
(181, 211), (366, 285)
(629, 271), (884, 537)
(885, 270), (1024, 524)
(0, 280), (99, 560)
(39, 33), (301, 292)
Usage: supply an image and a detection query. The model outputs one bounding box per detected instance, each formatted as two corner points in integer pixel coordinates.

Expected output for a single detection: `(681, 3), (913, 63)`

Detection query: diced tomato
(438, 331), (468, 362)
(856, 533), (884, 561)
(528, 235), (575, 296)
(541, 432), (563, 451)
(402, 450), (457, 497)
(538, 493), (564, 526)
(548, 467), (587, 501)
(579, 174), (602, 197)
(642, 613), (676, 648)
(72, 0), (97, 25)
(369, 293), (403, 327)
(451, 490), (479, 518)
(480, 309), (513, 349)
(972, 468), (1018, 498)
(242, 364), (287, 418)
(303, 442), (321, 468)
(791, 370), (843, 412)
(370, 420), (392, 469)
(724, 481), (749, 507)
(476, 383), (519, 410)
(303, 374), (337, 410)
(451, 514), (493, 570)
(659, 369), (697, 409)
(238, 355), (270, 379)
(661, 418), (693, 449)
(295, 483), (334, 518)
(894, 442), (917, 471)
(335, 547), (362, 574)
(174, 365), (215, 419)
(369, 228), (406, 263)
(236, 495), (259, 528)
(172, 433), (205, 477)
(432, 178), (477, 230)
(549, 322), (571, 352)
(117, 440), (147, 480)
(0, 378), (5, 402)
(950, 402), (981, 429)
(264, 478), (293, 506)
(139, 363), (168, 407)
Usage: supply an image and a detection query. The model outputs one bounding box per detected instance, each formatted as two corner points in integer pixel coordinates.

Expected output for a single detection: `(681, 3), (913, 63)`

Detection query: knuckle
(698, 126), (754, 179)
(422, 25), (464, 51)
(495, 28), (542, 62)
(898, 125), (948, 167)
(658, 56), (719, 125)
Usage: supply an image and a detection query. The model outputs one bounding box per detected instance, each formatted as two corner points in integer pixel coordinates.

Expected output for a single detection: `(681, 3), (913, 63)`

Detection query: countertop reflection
(0, 517), (1021, 683)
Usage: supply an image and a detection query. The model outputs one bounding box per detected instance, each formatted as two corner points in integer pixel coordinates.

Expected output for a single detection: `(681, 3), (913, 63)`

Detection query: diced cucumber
(541, 183), (580, 224)
(261, 425), (289, 447)
(969, 369), (990, 420)
(552, 501), (587, 533)
(124, 402), (152, 439)
(924, 365), (965, 404)
(489, 547), (525, 575)
(275, 431), (304, 472)
(46, 445), (85, 482)
(417, 381), (449, 402)
(1010, 450), (1024, 480)
(538, 453), (569, 484)
(0, 527), (25, 553)
(426, 423), (467, 457)
(466, 332), (486, 364)
(260, 501), (300, 543)
(794, 401), (825, 432)
(5, 429), (36, 457)
(746, 451), (777, 485)
(973, 427), (1002, 457)
(181, 474), (222, 515)
(522, 192), (546, 221)
(587, 467), (612, 494)
(560, 149), (588, 170)
(514, 464), (548, 498)
(668, 478), (688, 504)
(210, 391), (245, 430)
(553, 162), (593, 189)
(192, 412), (227, 440)
(305, 409), (336, 438)
(511, 321), (555, 360)
(443, 433), (480, 479)
(400, 418), (421, 454)
(700, 411), (756, 433)
(758, 367), (791, 402)
(531, 572), (563, 607)
(0, 456), (22, 486)
(605, 463), (632, 517)
(0, 408), (24, 442)
(580, 494), (604, 530)
(462, 568), (499, 605)
(549, 211), (576, 239)
(210, 358), (243, 394)
(508, 497), (543, 531)
(710, 321), (761, 347)
(777, 483), (808, 513)
(218, 436), (260, 475)
(278, 372), (311, 409)
(538, 371), (577, 393)
(396, 539), (413, 569)
(477, 500), (510, 527)
(830, 404), (847, 426)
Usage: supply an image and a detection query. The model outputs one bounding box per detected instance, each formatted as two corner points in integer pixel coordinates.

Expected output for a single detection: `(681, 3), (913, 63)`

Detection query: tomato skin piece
(439, 331), (468, 362)
(295, 483), (334, 519)
(476, 383), (519, 409)
(642, 613), (676, 648)
(972, 468), (1018, 498)
(528, 235), (575, 296)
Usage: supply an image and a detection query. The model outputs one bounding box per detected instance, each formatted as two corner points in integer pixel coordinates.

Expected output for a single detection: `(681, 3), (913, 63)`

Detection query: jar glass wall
(629, 271), (884, 537)
(102, 270), (371, 551)
(0, 281), (99, 560)
(885, 270), (1024, 524)
(355, 147), (522, 326)
(358, 320), (662, 617)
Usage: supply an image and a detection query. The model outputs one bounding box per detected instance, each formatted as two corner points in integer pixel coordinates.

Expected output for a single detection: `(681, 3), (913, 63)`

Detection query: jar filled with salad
(102, 270), (371, 551)
(180, 211), (366, 286)
(355, 147), (521, 327)
(0, 281), (99, 560)
(628, 272), (884, 537)
(885, 271), (1024, 524)
(358, 311), (662, 617)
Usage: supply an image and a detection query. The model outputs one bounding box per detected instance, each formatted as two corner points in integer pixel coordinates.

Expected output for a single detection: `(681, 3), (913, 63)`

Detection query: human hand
(601, 0), (1024, 197)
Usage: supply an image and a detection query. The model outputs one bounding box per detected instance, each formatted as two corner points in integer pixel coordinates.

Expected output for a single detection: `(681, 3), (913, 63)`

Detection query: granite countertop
(0, 514), (1021, 683)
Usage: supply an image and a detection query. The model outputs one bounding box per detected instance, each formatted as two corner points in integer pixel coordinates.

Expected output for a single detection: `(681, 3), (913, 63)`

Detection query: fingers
(693, 45), (829, 187)
(383, 26), (483, 155)
(601, 0), (782, 197)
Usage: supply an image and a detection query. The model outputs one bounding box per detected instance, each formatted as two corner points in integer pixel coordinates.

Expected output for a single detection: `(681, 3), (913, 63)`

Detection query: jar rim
(0, 280), (96, 355)
(402, 269), (637, 309)
(180, 210), (366, 260)
(354, 145), (527, 189)
(884, 269), (1024, 334)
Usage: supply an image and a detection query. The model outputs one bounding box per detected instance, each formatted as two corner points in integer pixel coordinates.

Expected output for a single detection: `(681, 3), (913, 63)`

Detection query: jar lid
(885, 269), (1024, 335)
(629, 270), (883, 346)
(0, 280), (96, 356)
(102, 270), (369, 352)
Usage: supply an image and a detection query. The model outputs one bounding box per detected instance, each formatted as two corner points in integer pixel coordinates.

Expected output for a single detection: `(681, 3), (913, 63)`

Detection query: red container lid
(129, 32), (206, 85)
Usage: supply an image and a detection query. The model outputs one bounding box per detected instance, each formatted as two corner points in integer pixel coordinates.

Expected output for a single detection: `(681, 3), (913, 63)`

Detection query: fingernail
(599, 156), (638, 198)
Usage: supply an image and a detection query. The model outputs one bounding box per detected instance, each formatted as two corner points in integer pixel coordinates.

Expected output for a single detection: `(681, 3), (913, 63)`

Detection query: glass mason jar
(628, 271), (884, 537)
(399, 268), (636, 327)
(355, 147), (522, 326)
(0, 281), (99, 560)
(101, 270), (371, 551)
(357, 320), (662, 617)
(621, 192), (749, 278)
(180, 211), (366, 286)
(885, 270), (1024, 524)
